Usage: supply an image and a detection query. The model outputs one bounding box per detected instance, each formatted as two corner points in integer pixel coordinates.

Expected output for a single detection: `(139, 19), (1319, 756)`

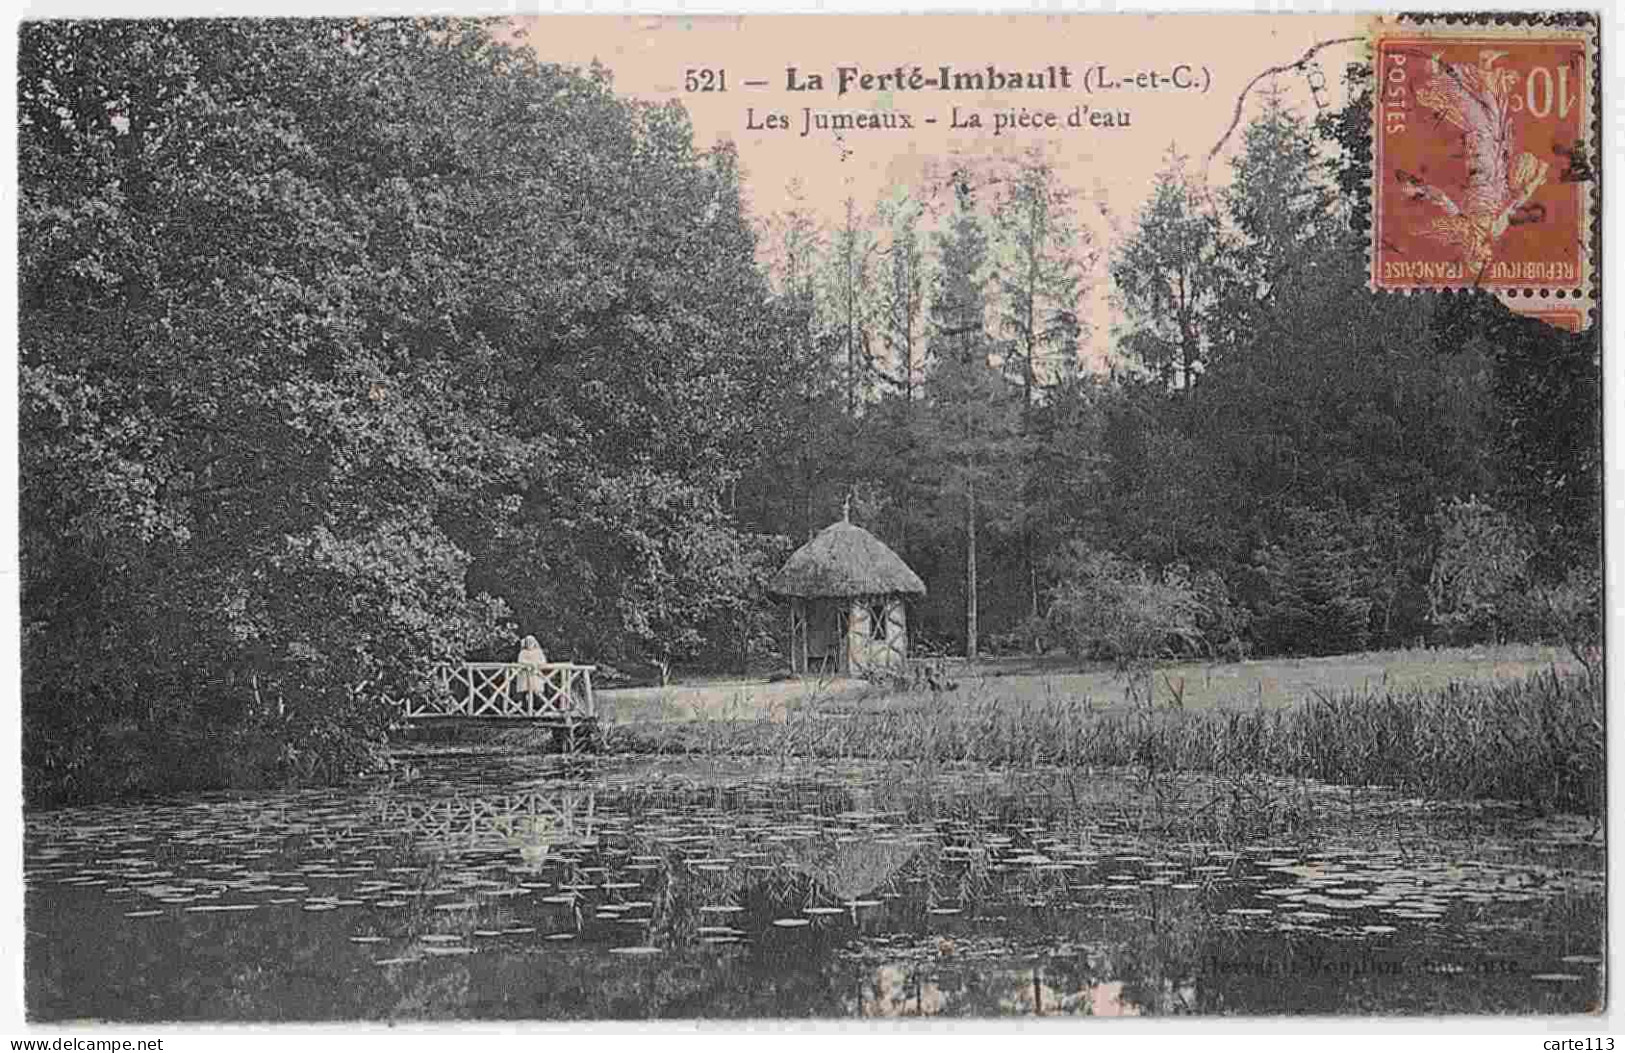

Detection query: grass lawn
(597, 642), (1582, 726)
(596, 676), (876, 725)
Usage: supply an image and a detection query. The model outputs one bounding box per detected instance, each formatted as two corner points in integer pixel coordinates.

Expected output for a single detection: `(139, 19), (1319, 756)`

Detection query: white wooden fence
(399, 661), (597, 721)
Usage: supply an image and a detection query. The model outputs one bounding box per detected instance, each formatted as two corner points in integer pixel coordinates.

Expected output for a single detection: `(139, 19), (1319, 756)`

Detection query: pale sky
(513, 13), (1372, 367)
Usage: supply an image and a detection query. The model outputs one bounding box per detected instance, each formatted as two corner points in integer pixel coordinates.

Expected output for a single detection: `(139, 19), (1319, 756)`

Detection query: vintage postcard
(13, 5), (1606, 1031)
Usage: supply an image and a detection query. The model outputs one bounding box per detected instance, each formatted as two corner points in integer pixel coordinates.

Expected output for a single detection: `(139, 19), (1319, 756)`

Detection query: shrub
(1045, 544), (1204, 669)
(1524, 564), (1602, 676)
(1188, 567), (1250, 661)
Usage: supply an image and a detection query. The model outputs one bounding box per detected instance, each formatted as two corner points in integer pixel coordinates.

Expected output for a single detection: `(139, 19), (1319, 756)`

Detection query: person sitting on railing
(516, 635), (548, 706)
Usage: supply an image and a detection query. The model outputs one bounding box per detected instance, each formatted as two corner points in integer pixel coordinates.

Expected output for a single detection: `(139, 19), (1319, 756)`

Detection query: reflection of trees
(1105, 887), (1208, 1015)
(824, 872), (1223, 1019)
(28, 891), (405, 1020)
(388, 964), (475, 1019)
(845, 958), (1100, 1018)
(842, 953), (1202, 1018)
(856, 965), (948, 1016)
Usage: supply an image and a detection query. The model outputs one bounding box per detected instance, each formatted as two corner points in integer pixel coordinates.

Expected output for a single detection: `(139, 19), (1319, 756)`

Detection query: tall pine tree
(1113, 146), (1224, 389)
(918, 176), (1025, 656)
(993, 149), (1091, 618)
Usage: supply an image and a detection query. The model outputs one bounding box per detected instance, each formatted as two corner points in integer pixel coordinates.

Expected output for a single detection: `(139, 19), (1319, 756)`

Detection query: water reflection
(24, 754), (1605, 1020)
(846, 960), (1201, 1018)
(374, 788), (597, 864)
(859, 965), (946, 1016)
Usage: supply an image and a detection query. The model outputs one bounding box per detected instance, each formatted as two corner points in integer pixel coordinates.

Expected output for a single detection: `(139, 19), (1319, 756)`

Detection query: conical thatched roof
(769, 519), (926, 599)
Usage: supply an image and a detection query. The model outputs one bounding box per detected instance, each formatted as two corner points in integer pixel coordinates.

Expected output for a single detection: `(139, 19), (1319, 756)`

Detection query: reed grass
(608, 667), (1603, 816)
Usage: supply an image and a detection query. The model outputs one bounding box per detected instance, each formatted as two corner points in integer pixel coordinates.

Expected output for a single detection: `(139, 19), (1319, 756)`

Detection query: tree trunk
(1022, 233), (1039, 626)
(1180, 312), (1197, 391)
(847, 317), (857, 417)
(903, 324), (914, 404)
(1028, 539), (1040, 622)
(1023, 358), (1037, 624)
(800, 452), (813, 542)
(966, 475), (978, 660)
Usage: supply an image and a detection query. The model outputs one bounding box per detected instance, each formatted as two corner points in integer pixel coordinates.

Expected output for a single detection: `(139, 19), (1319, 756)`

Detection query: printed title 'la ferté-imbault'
(778, 64), (1206, 95)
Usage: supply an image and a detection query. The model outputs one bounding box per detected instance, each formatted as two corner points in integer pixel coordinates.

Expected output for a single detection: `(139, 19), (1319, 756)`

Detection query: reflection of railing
(376, 789), (596, 852)
(400, 662), (597, 720)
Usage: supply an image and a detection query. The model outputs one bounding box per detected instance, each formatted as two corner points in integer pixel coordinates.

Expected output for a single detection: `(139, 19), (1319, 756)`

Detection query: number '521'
(685, 68), (727, 92)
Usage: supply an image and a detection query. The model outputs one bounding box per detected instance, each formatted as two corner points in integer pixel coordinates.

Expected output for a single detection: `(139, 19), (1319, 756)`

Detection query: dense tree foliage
(22, 27), (1600, 803)
(761, 71), (1597, 668)
(21, 18), (792, 800)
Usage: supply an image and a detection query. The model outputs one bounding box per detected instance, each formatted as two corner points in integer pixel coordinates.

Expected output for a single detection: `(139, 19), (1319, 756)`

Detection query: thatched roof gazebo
(769, 509), (925, 676)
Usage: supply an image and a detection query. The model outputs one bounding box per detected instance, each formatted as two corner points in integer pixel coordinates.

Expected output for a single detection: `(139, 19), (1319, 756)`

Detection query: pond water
(25, 751), (1605, 1020)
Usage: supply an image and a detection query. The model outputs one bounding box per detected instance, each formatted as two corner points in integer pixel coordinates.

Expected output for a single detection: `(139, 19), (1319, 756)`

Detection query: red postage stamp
(1370, 17), (1597, 304)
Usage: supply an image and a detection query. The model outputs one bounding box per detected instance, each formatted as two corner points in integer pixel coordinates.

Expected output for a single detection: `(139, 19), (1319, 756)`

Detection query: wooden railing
(400, 661), (597, 720)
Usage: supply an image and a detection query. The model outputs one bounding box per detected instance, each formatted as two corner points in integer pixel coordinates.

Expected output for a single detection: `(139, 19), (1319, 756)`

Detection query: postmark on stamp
(1369, 16), (1597, 309)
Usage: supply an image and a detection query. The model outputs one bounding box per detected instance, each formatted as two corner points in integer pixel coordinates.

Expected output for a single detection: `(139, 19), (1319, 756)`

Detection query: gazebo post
(789, 598), (806, 674)
(842, 599), (856, 675)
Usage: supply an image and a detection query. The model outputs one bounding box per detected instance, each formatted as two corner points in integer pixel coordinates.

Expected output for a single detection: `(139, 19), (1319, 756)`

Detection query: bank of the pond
(24, 711), (392, 809)
(581, 668), (1602, 817)
(594, 644), (1582, 723)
